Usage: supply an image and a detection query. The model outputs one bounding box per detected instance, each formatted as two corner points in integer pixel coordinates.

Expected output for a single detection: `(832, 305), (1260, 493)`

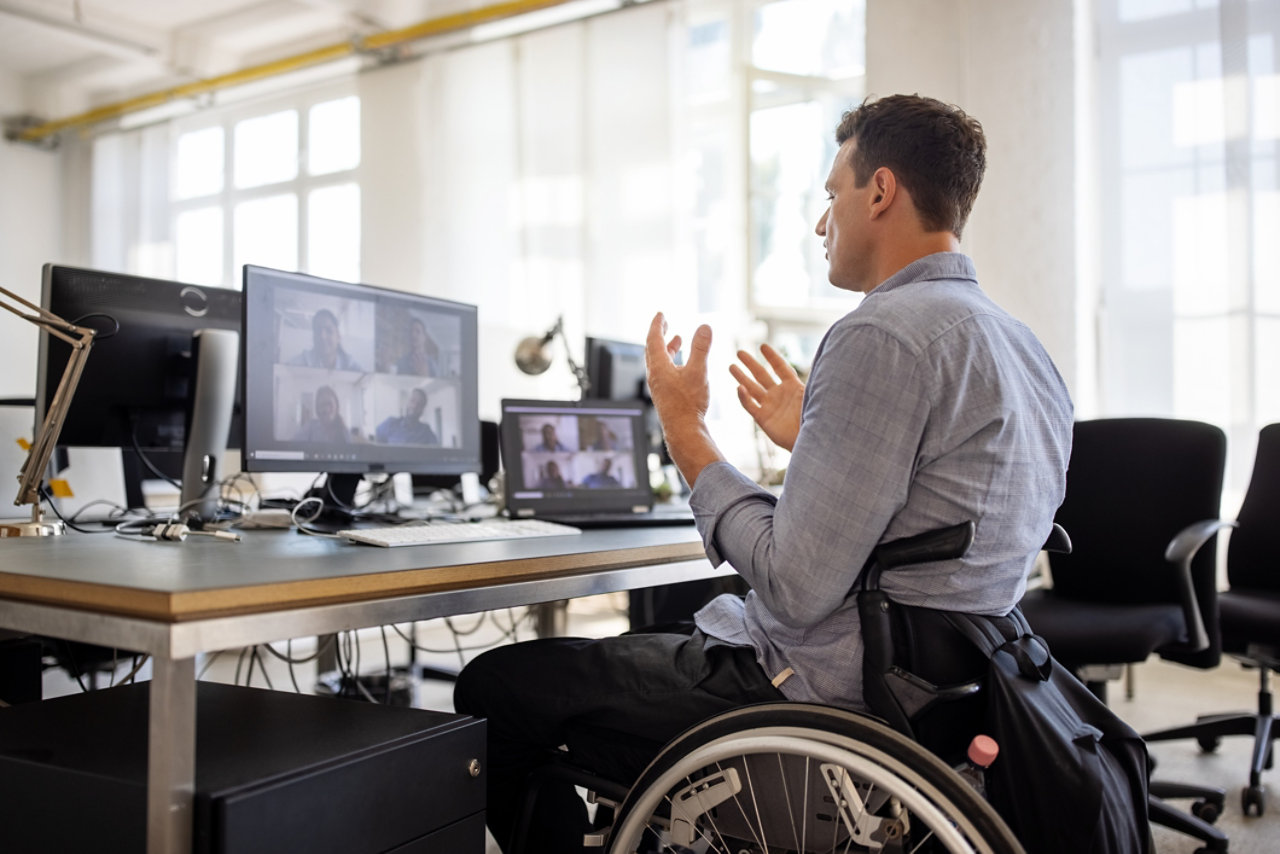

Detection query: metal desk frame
(0, 528), (721, 853)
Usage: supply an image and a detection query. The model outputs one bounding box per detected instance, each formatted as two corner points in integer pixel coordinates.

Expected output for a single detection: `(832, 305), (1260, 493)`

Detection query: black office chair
(1018, 417), (1232, 851)
(1143, 422), (1280, 816)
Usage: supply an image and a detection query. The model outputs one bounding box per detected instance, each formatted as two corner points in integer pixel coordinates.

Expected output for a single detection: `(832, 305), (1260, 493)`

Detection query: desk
(0, 526), (721, 854)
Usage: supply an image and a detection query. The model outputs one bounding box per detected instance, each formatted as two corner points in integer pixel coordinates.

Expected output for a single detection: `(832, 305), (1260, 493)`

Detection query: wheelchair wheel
(607, 703), (1023, 854)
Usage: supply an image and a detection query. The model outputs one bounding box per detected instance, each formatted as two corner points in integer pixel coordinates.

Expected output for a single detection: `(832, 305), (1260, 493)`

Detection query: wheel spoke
(775, 750), (802, 853)
(608, 706), (1020, 854)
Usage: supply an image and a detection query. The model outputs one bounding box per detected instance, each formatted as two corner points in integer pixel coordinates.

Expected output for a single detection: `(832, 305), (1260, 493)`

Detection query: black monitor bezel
(240, 265), (481, 478)
(35, 263), (244, 455)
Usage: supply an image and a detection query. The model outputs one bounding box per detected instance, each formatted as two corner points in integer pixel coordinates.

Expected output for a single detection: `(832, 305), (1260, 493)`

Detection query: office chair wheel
(1196, 735), (1222, 754)
(1191, 798), (1221, 824)
(1242, 784), (1265, 817)
(606, 703), (1021, 854)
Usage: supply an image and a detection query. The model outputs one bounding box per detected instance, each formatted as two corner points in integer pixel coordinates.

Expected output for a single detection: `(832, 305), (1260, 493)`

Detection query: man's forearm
(661, 416), (726, 487)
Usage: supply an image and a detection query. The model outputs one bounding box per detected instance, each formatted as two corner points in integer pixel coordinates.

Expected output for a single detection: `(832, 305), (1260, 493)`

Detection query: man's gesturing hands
(644, 313), (721, 485)
(730, 343), (805, 452)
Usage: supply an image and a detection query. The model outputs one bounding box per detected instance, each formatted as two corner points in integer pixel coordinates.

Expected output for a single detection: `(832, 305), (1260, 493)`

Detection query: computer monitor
(584, 336), (648, 402)
(240, 265), (481, 524)
(584, 336), (674, 462)
(35, 264), (244, 509)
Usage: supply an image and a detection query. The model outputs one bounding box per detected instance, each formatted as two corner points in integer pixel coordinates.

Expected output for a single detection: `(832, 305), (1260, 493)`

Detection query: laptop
(498, 398), (694, 528)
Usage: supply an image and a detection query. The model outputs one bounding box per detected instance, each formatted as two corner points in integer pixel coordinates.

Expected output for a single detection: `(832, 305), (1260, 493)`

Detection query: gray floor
(40, 595), (1280, 853)
(1113, 656), (1277, 854)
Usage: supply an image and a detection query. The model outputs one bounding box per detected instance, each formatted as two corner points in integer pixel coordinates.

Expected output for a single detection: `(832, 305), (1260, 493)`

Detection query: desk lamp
(0, 285), (96, 537)
(514, 315), (590, 397)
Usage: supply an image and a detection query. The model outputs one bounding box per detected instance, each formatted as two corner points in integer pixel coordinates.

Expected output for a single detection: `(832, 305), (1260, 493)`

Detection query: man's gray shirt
(691, 252), (1074, 711)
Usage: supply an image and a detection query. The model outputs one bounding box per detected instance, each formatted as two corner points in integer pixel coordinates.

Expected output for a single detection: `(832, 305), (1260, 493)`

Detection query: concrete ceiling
(0, 0), (565, 127)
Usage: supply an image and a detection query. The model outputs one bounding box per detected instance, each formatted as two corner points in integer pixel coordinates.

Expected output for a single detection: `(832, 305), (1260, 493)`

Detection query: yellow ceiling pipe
(15, 0), (573, 145)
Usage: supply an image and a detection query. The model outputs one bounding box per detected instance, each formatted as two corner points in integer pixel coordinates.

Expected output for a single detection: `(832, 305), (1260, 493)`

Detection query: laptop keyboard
(339, 518), (582, 548)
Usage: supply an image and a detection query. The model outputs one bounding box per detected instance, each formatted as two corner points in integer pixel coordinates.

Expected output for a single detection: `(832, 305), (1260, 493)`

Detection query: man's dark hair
(835, 94), (986, 238)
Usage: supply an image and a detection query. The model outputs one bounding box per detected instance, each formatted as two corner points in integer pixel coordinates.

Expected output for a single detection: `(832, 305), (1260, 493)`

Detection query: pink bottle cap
(968, 734), (999, 768)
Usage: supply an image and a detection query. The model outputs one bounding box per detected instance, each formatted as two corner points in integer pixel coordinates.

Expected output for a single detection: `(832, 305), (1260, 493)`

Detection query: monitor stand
(180, 329), (239, 526)
(298, 472), (365, 533)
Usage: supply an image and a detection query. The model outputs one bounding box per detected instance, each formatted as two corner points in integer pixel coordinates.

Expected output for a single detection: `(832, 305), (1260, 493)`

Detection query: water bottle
(955, 734), (999, 799)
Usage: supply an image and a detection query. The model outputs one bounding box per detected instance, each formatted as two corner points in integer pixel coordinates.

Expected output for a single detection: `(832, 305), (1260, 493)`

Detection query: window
(1094, 0), (1280, 488)
(667, 0), (864, 478)
(746, 0), (865, 358)
(169, 88), (361, 289)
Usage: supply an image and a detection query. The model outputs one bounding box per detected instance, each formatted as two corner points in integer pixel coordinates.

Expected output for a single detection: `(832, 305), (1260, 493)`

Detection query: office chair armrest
(1163, 518), (1237, 653)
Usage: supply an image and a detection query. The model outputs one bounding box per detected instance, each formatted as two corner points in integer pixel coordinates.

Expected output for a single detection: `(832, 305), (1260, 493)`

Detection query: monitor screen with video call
(500, 398), (655, 518)
(240, 265), (481, 478)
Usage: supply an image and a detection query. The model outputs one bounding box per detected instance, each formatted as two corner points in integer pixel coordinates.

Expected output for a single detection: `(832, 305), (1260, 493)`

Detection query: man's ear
(868, 167), (896, 218)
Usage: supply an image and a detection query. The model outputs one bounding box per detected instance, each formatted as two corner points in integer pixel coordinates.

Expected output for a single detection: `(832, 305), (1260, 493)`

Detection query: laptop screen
(500, 399), (654, 518)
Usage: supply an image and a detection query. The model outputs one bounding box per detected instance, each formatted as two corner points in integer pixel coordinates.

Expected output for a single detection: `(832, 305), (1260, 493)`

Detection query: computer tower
(0, 680), (485, 854)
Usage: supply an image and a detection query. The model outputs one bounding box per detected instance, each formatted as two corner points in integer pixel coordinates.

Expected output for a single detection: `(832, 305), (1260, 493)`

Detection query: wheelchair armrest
(1163, 518), (1237, 653)
(872, 521), (975, 573)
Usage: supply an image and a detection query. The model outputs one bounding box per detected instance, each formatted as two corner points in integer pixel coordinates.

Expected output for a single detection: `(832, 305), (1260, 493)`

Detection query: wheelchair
(516, 522), (1033, 854)
(604, 701), (1021, 853)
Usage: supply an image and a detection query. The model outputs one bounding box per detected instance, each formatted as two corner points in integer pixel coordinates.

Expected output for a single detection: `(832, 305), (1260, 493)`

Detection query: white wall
(0, 70), (65, 398)
(867, 0), (1079, 395)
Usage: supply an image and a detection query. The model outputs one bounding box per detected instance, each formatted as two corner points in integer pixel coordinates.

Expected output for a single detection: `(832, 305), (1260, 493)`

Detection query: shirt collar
(868, 252), (977, 297)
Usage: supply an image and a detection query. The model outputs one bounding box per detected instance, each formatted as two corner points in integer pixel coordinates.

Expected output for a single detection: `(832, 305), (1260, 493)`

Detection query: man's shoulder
(842, 278), (1015, 352)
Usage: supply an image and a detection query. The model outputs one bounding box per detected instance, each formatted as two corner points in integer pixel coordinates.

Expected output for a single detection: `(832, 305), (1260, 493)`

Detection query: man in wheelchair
(454, 93), (1074, 853)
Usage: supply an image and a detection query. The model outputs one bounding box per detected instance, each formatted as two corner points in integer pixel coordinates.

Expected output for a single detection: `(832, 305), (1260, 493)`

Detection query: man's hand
(645, 313), (723, 485)
(730, 343), (805, 452)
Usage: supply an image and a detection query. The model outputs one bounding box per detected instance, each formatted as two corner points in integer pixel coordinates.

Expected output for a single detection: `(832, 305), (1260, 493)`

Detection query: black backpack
(942, 609), (1151, 854)
(857, 523), (1151, 854)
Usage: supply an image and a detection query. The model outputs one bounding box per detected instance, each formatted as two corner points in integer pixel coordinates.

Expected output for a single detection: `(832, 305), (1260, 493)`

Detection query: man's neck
(868, 231), (961, 292)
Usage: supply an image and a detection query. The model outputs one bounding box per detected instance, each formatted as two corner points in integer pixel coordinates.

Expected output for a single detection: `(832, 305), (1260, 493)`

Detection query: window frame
(168, 80), (362, 290)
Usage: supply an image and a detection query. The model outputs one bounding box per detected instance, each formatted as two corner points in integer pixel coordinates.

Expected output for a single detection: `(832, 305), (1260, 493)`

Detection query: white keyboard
(338, 518), (582, 548)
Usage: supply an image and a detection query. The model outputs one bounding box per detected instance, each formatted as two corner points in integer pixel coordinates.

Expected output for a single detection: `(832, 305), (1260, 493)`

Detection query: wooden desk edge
(0, 540), (709, 623)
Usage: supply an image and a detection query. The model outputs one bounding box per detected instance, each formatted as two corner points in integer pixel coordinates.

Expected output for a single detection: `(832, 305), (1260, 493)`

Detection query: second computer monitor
(37, 263), (243, 454)
(240, 265), (481, 482)
(585, 336), (648, 401)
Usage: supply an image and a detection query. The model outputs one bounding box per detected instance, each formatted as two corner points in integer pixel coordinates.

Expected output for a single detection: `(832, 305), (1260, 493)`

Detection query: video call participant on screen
(455, 94), (1074, 853)
(535, 460), (566, 490)
(375, 387), (439, 445)
(395, 317), (440, 377)
(534, 423), (568, 452)
(584, 418), (621, 451)
(295, 385), (348, 443)
(581, 457), (622, 488)
(285, 308), (362, 371)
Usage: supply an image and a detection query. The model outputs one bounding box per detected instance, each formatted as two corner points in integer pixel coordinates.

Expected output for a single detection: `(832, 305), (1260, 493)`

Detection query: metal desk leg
(148, 655), (196, 854)
(532, 600), (568, 637)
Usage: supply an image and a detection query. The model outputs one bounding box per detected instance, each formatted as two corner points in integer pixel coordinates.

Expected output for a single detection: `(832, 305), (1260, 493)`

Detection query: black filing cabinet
(0, 680), (486, 853)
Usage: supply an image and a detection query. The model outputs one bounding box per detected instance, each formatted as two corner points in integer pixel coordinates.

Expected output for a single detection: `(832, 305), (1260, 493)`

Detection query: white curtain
(361, 2), (692, 419)
(1096, 0), (1280, 494)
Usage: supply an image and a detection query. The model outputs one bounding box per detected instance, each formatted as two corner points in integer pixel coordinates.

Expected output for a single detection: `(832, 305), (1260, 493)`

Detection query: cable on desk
(38, 484), (111, 534)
